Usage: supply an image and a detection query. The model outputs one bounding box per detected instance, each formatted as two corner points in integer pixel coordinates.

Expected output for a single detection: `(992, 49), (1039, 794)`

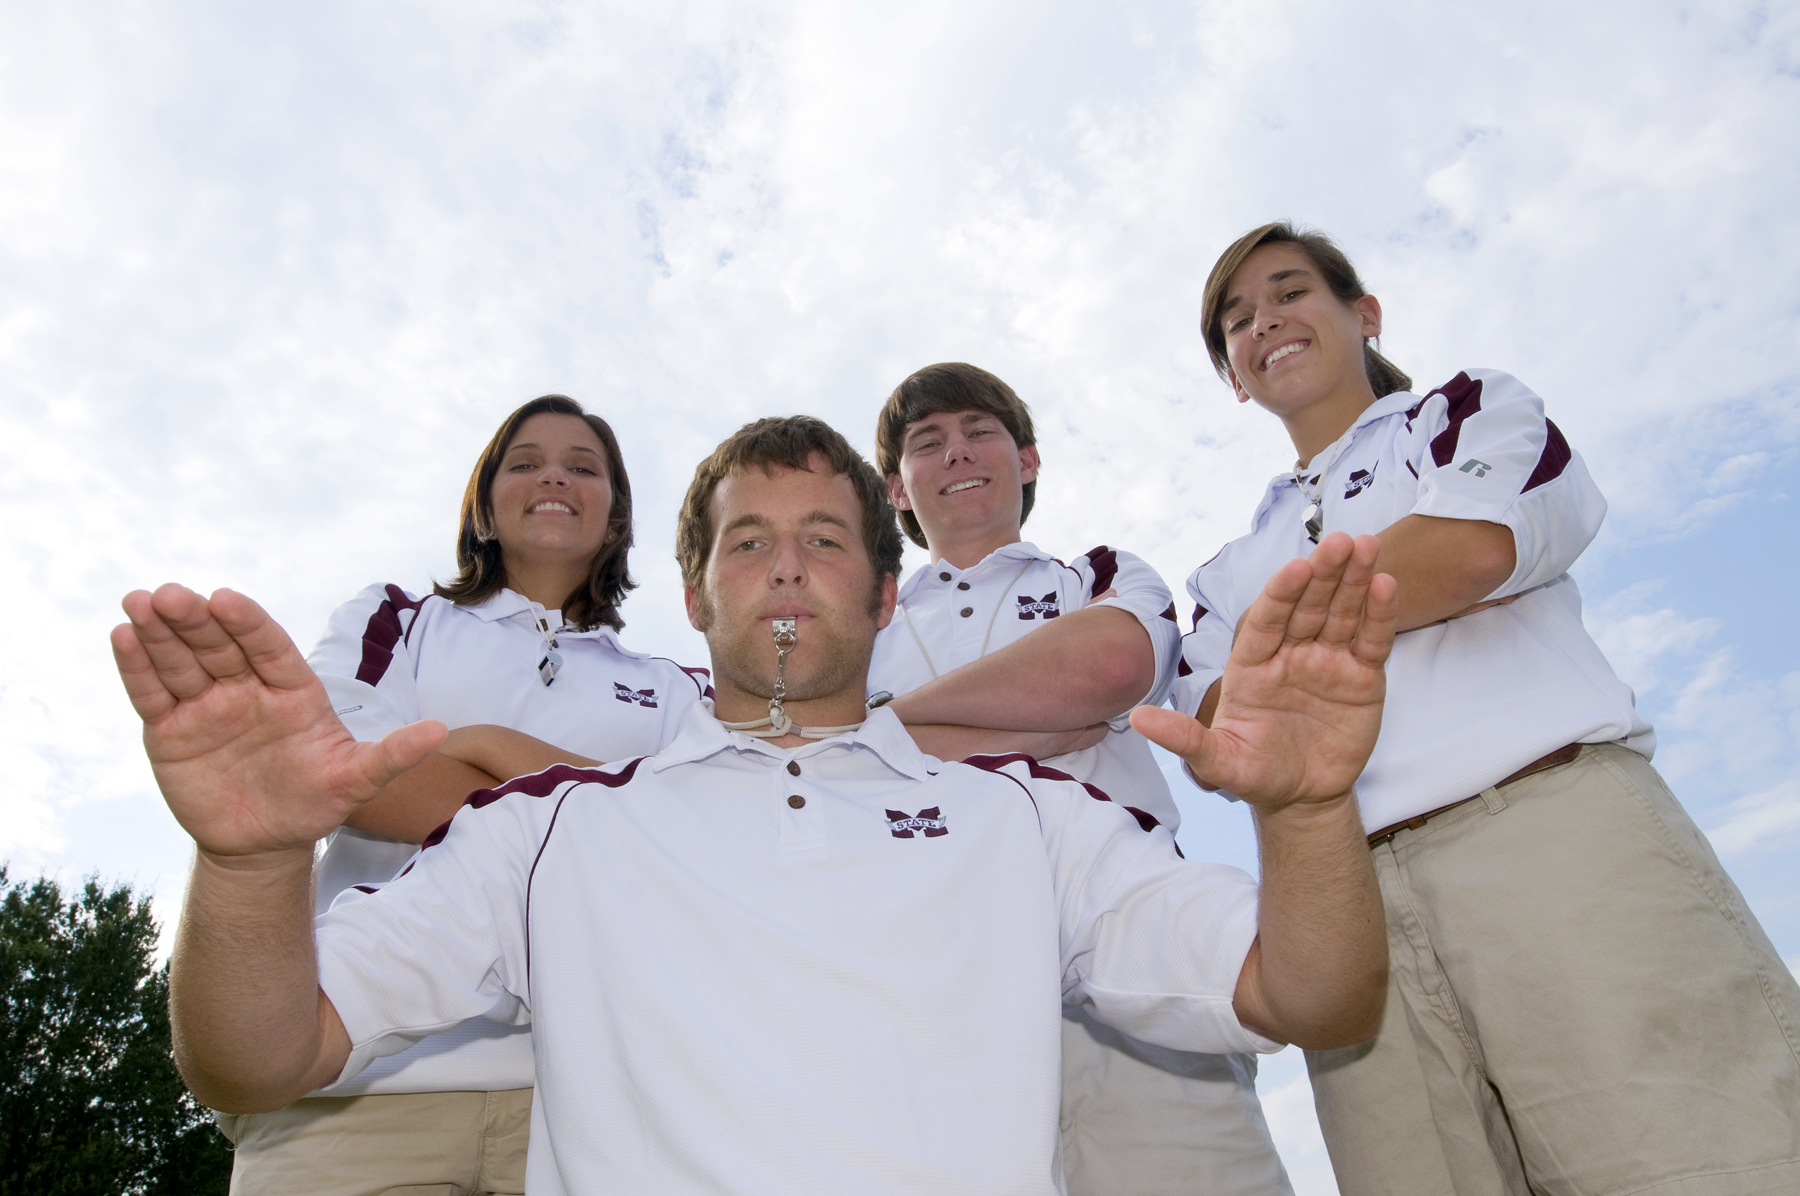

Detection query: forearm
(886, 607), (1155, 731)
(169, 850), (351, 1112)
(342, 752), (499, 843)
(904, 722), (1105, 762)
(1375, 514), (1516, 631)
(1234, 794), (1386, 1048)
(442, 724), (601, 780)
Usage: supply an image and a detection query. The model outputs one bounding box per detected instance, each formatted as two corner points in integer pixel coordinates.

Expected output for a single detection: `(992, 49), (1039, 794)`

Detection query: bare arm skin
(343, 726), (601, 843)
(112, 584), (444, 1112)
(885, 605), (1156, 732)
(904, 722), (1111, 763)
(1376, 513), (1516, 631)
(1133, 533), (1394, 1049)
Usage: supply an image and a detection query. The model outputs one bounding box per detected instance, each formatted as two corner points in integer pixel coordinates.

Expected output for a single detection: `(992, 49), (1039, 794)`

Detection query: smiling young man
(115, 415), (1397, 1196)
(870, 363), (1290, 1196)
(1181, 223), (1800, 1196)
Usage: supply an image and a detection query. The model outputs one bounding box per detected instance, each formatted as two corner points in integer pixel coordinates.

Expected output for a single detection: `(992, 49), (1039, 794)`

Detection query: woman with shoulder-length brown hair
(216, 394), (710, 1196)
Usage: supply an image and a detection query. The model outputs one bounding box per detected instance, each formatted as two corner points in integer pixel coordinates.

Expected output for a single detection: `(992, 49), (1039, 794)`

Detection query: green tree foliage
(0, 866), (231, 1195)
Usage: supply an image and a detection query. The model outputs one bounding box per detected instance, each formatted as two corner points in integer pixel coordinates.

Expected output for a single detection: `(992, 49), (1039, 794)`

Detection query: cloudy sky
(3, 2), (1796, 1189)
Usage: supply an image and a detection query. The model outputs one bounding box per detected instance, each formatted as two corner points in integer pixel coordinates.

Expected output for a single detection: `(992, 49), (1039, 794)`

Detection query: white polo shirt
(315, 704), (1275, 1196)
(305, 582), (709, 1095)
(1172, 369), (1652, 833)
(868, 541), (1183, 830)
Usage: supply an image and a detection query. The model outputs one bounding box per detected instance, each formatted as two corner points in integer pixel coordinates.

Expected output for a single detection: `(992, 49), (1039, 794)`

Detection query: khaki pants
(218, 1088), (531, 1196)
(1308, 745), (1800, 1196)
(1062, 1008), (1292, 1196)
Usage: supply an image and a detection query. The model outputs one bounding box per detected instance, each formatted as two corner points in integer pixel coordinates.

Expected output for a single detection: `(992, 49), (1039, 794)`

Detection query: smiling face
(487, 412), (615, 573)
(888, 409), (1040, 567)
(685, 455), (898, 716)
(1219, 241), (1383, 434)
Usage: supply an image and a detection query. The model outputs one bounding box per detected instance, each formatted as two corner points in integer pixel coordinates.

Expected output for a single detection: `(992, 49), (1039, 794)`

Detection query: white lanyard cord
(897, 558), (1035, 680)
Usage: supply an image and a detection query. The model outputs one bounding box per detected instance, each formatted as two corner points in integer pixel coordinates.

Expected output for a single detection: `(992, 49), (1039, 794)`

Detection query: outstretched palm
(1133, 533), (1396, 812)
(112, 585), (445, 860)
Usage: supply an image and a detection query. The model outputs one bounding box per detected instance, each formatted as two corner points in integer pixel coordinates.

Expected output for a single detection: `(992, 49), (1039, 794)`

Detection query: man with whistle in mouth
(115, 415), (1394, 1196)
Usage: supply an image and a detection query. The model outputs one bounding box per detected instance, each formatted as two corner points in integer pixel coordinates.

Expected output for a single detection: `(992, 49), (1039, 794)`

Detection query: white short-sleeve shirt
(868, 541), (1183, 830)
(1171, 370), (1652, 832)
(315, 704), (1272, 1196)
(304, 583), (709, 1094)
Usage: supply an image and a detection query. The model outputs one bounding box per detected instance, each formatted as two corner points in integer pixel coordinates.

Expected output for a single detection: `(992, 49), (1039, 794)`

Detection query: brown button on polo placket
(788, 795), (806, 809)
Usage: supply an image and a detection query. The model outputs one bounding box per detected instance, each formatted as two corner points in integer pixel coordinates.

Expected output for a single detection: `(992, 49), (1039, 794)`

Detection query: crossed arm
(345, 726), (599, 843)
(1193, 514), (1513, 729)
(890, 604), (1154, 760)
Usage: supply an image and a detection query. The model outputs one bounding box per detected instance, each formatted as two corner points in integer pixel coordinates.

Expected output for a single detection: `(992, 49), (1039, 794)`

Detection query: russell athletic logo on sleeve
(1015, 593), (1062, 620)
(612, 682), (659, 708)
(1459, 458), (1493, 477)
(885, 808), (949, 838)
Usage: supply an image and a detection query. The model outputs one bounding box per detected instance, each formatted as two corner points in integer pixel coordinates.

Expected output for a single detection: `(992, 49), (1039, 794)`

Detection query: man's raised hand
(1132, 533), (1396, 813)
(113, 585), (446, 864)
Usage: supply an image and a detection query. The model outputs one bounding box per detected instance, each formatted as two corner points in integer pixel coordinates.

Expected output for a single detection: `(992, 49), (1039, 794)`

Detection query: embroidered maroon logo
(1343, 463), (1378, 499)
(1016, 593), (1061, 620)
(885, 807), (949, 838)
(613, 682), (658, 708)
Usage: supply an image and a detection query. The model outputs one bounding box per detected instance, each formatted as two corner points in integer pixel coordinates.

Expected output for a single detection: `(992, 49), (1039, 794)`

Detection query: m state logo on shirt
(613, 682), (658, 708)
(1016, 593), (1062, 620)
(885, 808), (949, 838)
(1343, 462), (1378, 499)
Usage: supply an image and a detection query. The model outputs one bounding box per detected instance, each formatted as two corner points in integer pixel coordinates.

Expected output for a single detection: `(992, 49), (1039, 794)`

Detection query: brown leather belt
(1366, 742), (1584, 846)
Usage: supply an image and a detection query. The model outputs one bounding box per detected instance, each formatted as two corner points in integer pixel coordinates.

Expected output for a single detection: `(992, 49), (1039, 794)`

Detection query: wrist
(194, 844), (317, 878)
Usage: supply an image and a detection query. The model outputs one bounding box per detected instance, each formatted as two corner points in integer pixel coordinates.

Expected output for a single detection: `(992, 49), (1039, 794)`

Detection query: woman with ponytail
(1170, 224), (1800, 1196)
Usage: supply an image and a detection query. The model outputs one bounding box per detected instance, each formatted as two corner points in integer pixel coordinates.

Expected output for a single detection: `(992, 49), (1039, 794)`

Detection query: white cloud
(1705, 779), (1800, 861)
(1258, 1047), (1338, 1196)
(0, 0), (1796, 1031)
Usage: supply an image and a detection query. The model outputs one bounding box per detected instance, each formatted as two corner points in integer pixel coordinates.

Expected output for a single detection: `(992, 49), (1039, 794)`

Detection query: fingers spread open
(123, 586), (221, 703)
(209, 589), (317, 694)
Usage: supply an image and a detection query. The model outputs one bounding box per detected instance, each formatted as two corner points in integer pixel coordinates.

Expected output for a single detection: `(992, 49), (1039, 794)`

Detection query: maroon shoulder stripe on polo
(680, 664), (716, 700)
(963, 752), (1160, 833)
(1159, 603), (1178, 623)
(354, 585), (428, 687)
(1191, 602), (1208, 631)
(414, 760), (648, 852)
(1177, 656), (1193, 677)
(1523, 419), (1572, 492)
(1426, 372), (1484, 468)
(1081, 545), (1119, 598)
(521, 759), (649, 983)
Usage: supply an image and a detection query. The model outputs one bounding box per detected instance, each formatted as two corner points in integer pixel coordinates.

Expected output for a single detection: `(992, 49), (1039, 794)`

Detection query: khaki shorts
(217, 1088), (531, 1196)
(1307, 745), (1800, 1196)
(1061, 1008), (1291, 1196)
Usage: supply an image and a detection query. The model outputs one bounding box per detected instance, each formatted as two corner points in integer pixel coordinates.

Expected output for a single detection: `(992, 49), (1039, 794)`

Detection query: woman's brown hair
(434, 394), (635, 631)
(1202, 222), (1413, 399)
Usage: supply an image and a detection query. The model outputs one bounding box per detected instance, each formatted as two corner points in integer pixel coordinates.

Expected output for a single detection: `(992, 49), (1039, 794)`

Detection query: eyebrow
(719, 510), (853, 538)
(503, 442), (602, 456)
(1219, 267), (1314, 317)
(905, 411), (997, 442)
